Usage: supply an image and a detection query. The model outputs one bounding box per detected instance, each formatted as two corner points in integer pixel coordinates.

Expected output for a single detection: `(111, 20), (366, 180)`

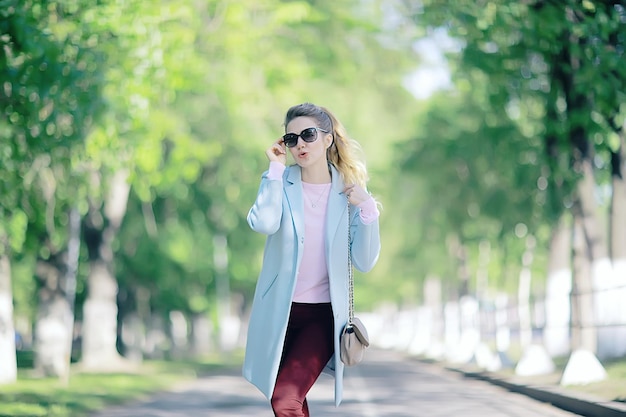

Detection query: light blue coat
(242, 163), (380, 406)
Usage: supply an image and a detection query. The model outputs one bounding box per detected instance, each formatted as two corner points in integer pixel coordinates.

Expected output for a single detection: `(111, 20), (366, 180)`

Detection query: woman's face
(285, 116), (333, 170)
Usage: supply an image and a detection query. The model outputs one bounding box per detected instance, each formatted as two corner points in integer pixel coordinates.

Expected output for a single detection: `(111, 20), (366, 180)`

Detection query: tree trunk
(601, 125), (626, 359)
(556, 31), (608, 358)
(213, 234), (243, 351)
(561, 8), (613, 329)
(570, 204), (595, 352)
(446, 233), (470, 298)
(543, 215), (572, 357)
(34, 255), (72, 379)
(562, 205), (607, 385)
(610, 129), (626, 268)
(576, 155), (621, 359)
(515, 236), (553, 379)
(543, 52), (573, 358)
(476, 240), (490, 299)
(558, 11), (607, 380)
(424, 277), (444, 358)
(0, 247), (17, 384)
(81, 170), (130, 370)
(517, 235), (535, 349)
(34, 208), (81, 380)
(575, 154), (610, 264)
(190, 313), (213, 357)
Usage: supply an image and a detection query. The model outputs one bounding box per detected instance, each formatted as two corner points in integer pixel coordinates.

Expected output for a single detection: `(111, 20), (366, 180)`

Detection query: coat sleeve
(247, 171), (284, 235)
(349, 207), (380, 272)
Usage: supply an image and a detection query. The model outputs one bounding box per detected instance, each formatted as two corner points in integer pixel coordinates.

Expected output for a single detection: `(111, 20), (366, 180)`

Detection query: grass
(485, 342), (626, 403)
(456, 350), (626, 404)
(0, 350), (244, 417)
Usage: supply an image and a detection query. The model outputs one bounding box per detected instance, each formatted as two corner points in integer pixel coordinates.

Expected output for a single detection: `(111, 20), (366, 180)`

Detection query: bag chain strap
(347, 199), (354, 324)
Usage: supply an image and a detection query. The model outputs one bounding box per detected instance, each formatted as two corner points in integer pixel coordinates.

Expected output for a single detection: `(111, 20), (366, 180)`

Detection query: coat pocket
(261, 273), (279, 299)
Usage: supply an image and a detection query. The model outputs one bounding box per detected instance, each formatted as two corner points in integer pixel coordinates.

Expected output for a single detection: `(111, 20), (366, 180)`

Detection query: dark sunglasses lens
(301, 127), (317, 142)
(283, 134), (298, 147)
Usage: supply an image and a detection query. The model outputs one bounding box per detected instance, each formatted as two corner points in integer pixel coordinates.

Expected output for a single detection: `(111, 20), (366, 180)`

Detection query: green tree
(396, 0), (626, 365)
(0, 0), (106, 381)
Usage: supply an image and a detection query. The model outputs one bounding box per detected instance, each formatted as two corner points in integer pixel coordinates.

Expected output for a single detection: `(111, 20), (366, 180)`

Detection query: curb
(446, 366), (626, 417)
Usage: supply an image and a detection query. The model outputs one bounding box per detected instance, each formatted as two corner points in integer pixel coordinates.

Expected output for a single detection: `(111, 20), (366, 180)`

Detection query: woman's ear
(325, 133), (334, 149)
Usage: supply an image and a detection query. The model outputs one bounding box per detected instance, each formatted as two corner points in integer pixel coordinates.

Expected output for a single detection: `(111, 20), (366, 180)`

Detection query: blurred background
(1, 0), (625, 398)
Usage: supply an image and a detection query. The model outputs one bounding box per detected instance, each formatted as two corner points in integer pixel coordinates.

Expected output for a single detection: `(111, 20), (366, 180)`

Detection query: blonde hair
(284, 103), (369, 189)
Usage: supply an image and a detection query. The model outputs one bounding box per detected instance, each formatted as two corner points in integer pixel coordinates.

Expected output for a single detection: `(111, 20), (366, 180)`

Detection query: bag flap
(350, 317), (370, 347)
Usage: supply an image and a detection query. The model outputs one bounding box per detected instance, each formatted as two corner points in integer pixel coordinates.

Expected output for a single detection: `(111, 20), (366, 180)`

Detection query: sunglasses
(282, 127), (329, 148)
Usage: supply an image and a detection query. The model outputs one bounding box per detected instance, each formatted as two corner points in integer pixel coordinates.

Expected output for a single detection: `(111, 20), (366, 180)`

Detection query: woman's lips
(298, 152), (308, 158)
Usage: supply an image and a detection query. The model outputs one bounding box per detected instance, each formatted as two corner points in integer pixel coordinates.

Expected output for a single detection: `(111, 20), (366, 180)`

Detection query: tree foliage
(2, 0), (420, 325)
(3, 0), (624, 361)
(383, 0), (626, 301)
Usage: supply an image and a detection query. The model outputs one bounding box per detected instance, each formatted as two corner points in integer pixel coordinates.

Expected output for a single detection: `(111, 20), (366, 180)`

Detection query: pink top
(296, 182), (332, 302)
(267, 161), (379, 303)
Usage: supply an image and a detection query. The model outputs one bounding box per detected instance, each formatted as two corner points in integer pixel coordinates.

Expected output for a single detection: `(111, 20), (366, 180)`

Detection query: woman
(243, 102), (380, 416)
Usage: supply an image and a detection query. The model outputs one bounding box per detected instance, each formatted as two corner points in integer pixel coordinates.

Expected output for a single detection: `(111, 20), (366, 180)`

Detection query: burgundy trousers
(271, 302), (335, 417)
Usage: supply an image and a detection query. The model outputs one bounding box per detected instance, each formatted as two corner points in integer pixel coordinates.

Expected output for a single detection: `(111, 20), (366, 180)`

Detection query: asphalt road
(92, 349), (582, 417)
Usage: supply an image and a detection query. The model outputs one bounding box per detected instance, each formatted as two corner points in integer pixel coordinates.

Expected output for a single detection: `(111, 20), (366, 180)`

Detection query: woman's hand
(343, 184), (370, 206)
(265, 138), (287, 165)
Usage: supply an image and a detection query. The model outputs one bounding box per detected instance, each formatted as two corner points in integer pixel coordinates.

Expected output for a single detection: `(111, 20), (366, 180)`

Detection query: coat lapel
(285, 166), (305, 242)
(326, 164), (347, 257)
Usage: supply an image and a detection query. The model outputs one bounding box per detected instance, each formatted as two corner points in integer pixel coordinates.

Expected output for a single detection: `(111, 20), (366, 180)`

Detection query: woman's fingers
(265, 139), (287, 163)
